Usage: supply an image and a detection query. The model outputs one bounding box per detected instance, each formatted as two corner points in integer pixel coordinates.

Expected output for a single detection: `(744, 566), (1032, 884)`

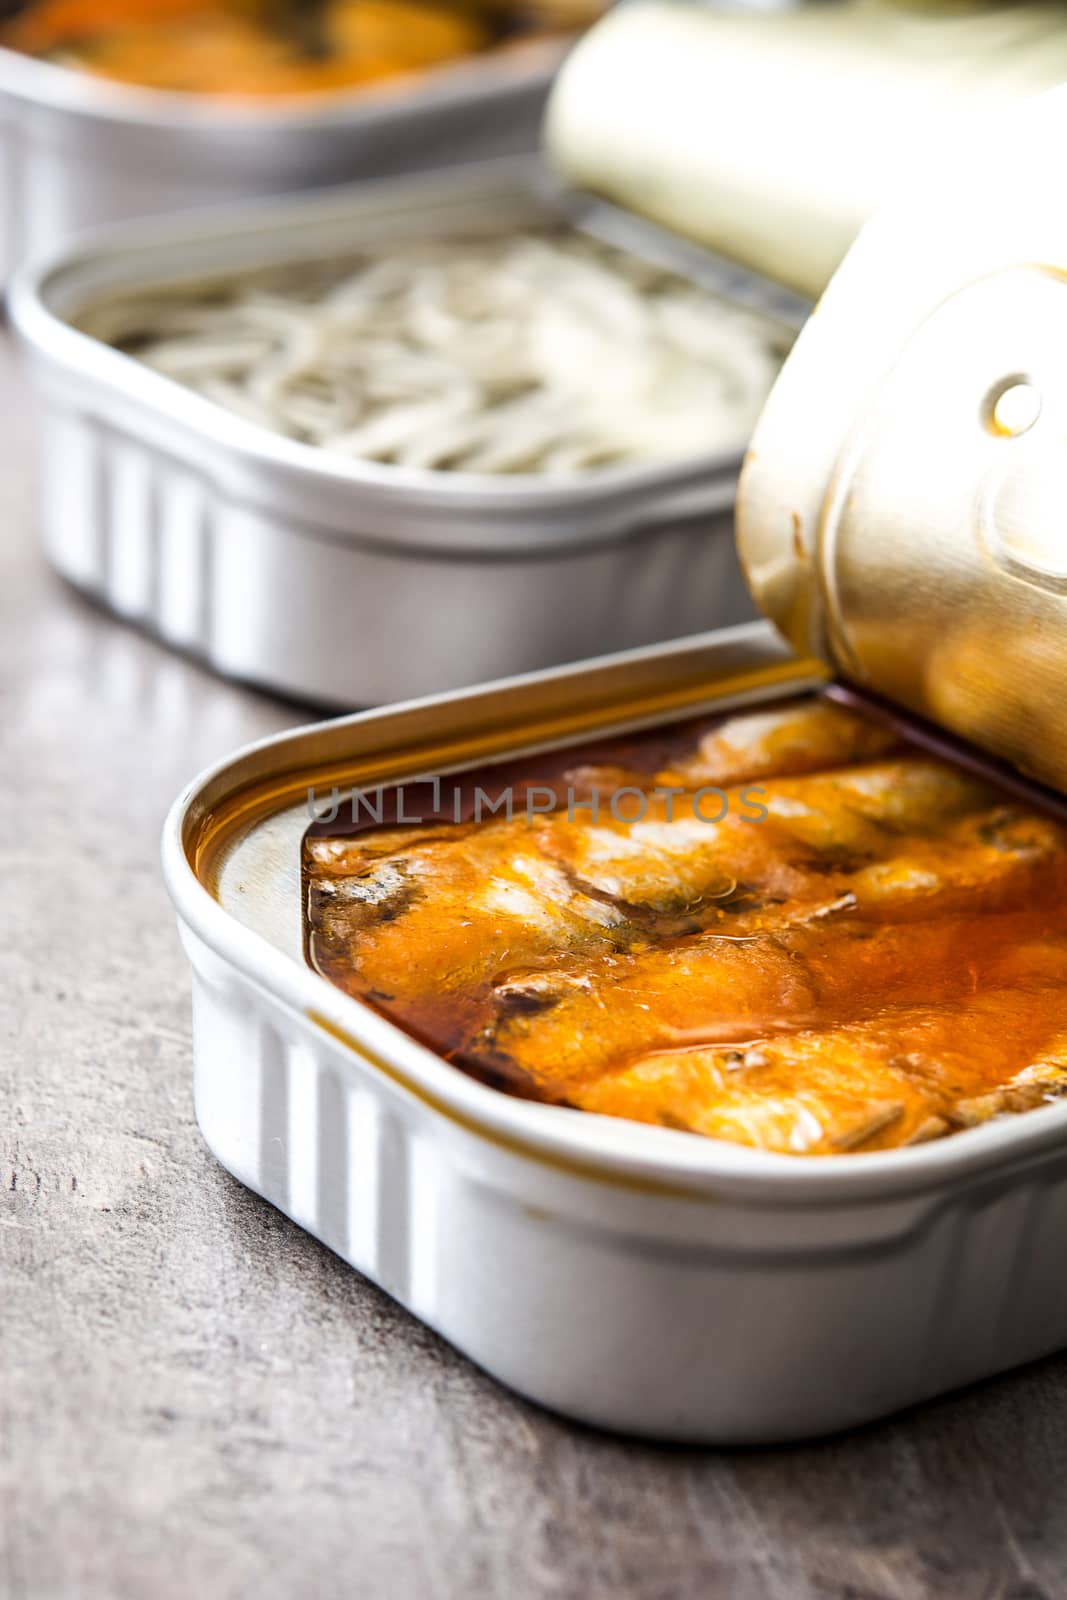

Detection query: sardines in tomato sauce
(303, 698), (1067, 1156)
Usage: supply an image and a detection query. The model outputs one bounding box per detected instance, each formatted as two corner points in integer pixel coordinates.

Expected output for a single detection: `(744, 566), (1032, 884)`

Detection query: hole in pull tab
(985, 378), (1042, 438)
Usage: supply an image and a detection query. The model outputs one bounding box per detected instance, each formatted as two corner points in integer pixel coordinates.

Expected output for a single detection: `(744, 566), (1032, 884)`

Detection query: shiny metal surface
(738, 85), (1067, 795)
(163, 620), (1067, 1442)
(10, 163), (781, 707)
(546, 1), (1067, 299)
(0, 37), (561, 285)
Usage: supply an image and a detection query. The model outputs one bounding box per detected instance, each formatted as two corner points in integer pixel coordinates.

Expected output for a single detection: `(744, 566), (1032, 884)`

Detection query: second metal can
(11, 162), (799, 706)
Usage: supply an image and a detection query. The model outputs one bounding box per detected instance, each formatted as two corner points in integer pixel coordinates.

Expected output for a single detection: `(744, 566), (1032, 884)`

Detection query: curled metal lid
(737, 85), (1067, 795)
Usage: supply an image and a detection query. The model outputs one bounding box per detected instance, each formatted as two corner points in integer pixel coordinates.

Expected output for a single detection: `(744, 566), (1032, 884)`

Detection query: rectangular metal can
(163, 621), (1067, 1443)
(0, 39), (563, 286)
(11, 162), (799, 707)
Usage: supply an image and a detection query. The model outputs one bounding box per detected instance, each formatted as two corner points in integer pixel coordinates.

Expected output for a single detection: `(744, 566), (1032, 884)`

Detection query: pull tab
(981, 369), (1067, 593)
(818, 263), (1067, 666)
(737, 87), (1067, 793)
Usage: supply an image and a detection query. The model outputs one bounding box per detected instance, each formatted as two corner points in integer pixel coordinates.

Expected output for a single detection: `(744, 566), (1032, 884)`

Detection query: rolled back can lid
(737, 84), (1067, 795)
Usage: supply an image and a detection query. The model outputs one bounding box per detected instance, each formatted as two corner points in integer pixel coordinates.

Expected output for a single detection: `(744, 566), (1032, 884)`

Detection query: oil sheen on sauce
(302, 697), (1067, 1156)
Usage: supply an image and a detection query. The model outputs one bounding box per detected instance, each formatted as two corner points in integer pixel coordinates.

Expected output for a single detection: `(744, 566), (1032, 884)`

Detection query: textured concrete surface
(3, 331), (1067, 1600)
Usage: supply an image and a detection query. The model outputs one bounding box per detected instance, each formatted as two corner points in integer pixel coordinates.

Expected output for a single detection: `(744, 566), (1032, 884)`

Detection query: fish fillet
(304, 698), (1067, 1153)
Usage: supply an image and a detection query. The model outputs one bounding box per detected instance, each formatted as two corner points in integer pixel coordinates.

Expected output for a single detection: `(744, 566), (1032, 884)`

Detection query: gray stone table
(2, 333), (1066, 1600)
